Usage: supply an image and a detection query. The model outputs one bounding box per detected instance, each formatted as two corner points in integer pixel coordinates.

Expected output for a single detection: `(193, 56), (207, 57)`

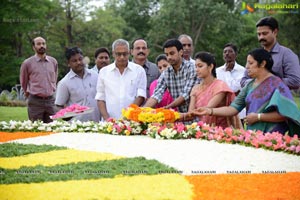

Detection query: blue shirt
(241, 42), (300, 89)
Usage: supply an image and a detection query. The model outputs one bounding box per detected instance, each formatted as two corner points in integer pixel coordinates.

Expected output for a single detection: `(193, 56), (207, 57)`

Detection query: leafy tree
(106, 0), (159, 40)
(275, 10), (300, 56)
(1, 0), (299, 92)
(74, 8), (131, 66)
(0, 0), (58, 90)
(147, 0), (255, 65)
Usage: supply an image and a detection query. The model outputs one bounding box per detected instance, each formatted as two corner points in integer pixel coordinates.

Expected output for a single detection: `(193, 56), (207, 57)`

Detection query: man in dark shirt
(131, 38), (160, 97)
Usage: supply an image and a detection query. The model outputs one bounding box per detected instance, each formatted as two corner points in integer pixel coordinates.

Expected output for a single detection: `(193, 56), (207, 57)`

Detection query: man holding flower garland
(144, 38), (199, 113)
(55, 47), (100, 122)
(95, 39), (147, 120)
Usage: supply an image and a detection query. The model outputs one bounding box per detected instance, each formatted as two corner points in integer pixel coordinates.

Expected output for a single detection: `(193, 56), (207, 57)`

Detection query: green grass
(0, 143), (178, 184)
(0, 106), (27, 121)
(0, 143), (67, 157)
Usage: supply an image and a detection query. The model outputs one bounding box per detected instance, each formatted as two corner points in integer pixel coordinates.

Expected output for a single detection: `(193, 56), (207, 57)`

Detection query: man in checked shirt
(144, 38), (199, 113)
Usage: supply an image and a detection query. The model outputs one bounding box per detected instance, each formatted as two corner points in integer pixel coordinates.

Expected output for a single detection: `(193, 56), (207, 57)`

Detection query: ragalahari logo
(241, 2), (299, 15)
(241, 2), (255, 15)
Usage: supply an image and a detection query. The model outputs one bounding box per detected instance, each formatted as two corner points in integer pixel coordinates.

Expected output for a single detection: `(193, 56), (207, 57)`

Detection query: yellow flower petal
(0, 174), (193, 200)
(0, 149), (123, 169)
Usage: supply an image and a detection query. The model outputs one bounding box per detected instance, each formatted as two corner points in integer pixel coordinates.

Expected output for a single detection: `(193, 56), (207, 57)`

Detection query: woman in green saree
(191, 48), (300, 136)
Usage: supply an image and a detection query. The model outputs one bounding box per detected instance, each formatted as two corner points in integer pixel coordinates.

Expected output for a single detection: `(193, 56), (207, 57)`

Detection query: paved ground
(13, 133), (300, 175)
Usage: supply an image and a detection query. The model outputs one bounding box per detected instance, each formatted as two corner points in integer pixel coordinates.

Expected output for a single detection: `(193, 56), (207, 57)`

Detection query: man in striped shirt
(144, 39), (199, 113)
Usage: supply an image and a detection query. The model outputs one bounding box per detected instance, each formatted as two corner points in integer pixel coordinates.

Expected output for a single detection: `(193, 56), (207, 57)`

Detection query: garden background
(1, 2), (300, 198)
(0, 0), (299, 94)
(1, 0), (300, 121)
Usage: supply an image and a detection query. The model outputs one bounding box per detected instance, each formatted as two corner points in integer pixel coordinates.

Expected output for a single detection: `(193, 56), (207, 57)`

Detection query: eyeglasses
(114, 52), (129, 57)
(182, 44), (192, 47)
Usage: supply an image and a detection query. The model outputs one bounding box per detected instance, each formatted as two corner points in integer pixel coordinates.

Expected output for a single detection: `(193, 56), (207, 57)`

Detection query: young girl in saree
(149, 54), (174, 109)
(191, 48), (300, 136)
(182, 51), (242, 129)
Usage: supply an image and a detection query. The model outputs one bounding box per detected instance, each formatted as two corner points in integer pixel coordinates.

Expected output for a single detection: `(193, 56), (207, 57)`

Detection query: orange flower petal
(185, 172), (300, 200)
(0, 131), (54, 142)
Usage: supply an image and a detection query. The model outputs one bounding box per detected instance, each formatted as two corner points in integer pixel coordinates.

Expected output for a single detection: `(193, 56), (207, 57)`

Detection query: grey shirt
(55, 68), (100, 122)
(241, 42), (300, 89)
(139, 60), (160, 97)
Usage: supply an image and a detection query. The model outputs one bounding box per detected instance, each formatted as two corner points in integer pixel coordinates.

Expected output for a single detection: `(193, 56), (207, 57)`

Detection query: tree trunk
(15, 32), (23, 57)
(65, 0), (73, 46)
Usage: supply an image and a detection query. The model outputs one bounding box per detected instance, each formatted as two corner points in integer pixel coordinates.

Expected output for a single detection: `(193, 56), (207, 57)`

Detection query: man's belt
(31, 94), (53, 100)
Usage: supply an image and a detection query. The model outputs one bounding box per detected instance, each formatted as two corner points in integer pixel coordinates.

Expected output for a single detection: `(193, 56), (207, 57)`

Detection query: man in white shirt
(95, 39), (147, 120)
(216, 43), (246, 120)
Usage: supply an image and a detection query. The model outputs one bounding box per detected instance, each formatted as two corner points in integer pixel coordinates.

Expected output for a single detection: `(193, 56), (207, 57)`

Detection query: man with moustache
(144, 39), (198, 113)
(131, 38), (160, 97)
(91, 47), (110, 73)
(20, 37), (58, 123)
(216, 43), (246, 122)
(241, 16), (300, 89)
(217, 43), (245, 96)
(55, 47), (100, 122)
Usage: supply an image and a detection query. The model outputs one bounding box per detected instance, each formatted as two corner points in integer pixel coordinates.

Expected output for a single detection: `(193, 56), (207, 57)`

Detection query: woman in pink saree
(186, 52), (242, 128)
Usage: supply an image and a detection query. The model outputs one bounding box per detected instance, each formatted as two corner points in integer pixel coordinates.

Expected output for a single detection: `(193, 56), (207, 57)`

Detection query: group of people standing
(20, 16), (300, 136)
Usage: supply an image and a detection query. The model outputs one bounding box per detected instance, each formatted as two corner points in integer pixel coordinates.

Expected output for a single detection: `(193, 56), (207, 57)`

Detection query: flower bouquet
(122, 104), (180, 123)
(50, 104), (93, 120)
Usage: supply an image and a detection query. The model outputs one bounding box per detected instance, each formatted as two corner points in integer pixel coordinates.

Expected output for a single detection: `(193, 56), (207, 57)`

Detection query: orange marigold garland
(122, 104), (180, 123)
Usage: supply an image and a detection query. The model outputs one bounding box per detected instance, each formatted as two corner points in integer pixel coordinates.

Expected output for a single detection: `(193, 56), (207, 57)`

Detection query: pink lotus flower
(126, 125), (132, 132)
(51, 104), (90, 119)
(174, 123), (186, 133)
(273, 143), (283, 150)
(207, 133), (214, 140)
(264, 141), (273, 148)
(288, 145), (296, 152)
(296, 145), (300, 154)
(251, 140), (259, 148)
(283, 134), (292, 144)
(113, 124), (121, 133)
(195, 131), (203, 139)
(224, 127), (233, 136)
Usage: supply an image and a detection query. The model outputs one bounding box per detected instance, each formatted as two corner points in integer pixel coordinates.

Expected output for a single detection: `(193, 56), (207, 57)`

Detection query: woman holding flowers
(183, 51), (242, 129)
(192, 48), (300, 136)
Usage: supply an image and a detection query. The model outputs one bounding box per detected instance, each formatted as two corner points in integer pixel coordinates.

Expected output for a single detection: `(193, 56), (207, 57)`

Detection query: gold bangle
(258, 113), (261, 121)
